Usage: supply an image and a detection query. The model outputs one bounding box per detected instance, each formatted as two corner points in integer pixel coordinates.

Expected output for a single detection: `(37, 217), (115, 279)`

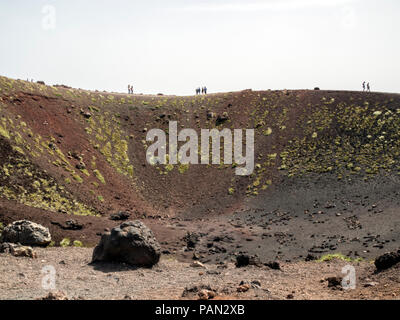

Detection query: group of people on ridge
(196, 86), (207, 95)
(126, 82), (373, 96)
(362, 81), (371, 92)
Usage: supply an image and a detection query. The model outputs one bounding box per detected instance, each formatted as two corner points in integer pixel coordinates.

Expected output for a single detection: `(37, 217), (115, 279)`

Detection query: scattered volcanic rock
(38, 291), (68, 300)
(80, 109), (92, 119)
(374, 249), (400, 271)
(305, 254), (318, 262)
(235, 253), (260, 268)
(206, 111), (216, 120)
(183, 232), (199, 250)
(364, 282), (378, 288)
(190, 261), (206, 269)
(264, 261), (281, 270)
(109, 211), (130, 221)
(92, 220), (161, 268)
(182, 284), (217, 299)
(198, 289), (216, 300)
(54, 84), (71, 89)
(237, 283), (251, 293)
(251, 280), (262, 289)
(0, 242), (37, 258)
(51, 220), (83, 230)
(71, 152), (82, 161)
(216, 112), (229, 125)
(75, 163), (86, 170)
(1, 220), (51, 247)
(326, 276), (343, 289)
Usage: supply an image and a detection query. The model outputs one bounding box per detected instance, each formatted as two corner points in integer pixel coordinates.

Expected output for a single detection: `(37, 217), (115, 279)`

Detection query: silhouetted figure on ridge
(128, 85), (134, 94)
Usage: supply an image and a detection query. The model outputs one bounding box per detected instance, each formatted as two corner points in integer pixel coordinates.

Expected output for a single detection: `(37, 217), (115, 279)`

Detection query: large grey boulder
(92, 221), (161, 268)
(1, 220), (51, 247)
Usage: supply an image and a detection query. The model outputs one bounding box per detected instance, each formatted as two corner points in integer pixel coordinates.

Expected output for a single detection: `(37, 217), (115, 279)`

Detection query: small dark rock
(66, 220), (83, 230)
(206, 111), (216, 120)
(265, 261), (281, 270)
(327, 276), (342, 288)
(305, 254), (318, 262)
(216, 113), (229, 125)
(76, 163), (86, 170)
(251, 280), (262, 289)
(206, 270), (221, 275)
(51, 220), (83, 231)
(109, 212), (130, 221)
(236, 254), (250, 267)
(235, 254), (260, 268)
(374, 249), (400, 271)
(182, 284), (216, 298)
(183, 232), (199, 250)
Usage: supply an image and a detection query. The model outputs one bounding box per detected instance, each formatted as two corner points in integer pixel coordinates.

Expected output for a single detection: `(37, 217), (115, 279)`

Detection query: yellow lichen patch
(93, 169), (106, 184)
(0, 121), (10, 139)
(279, 100), (400, 179)
(85, 112), (135, 178)
(0, 153), (97, 216)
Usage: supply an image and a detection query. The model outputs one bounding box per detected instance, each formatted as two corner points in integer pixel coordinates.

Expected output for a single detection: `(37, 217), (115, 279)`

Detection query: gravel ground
(0, 248), (399, 300)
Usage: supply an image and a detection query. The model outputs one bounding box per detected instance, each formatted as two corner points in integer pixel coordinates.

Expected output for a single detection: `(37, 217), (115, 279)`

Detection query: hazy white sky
(0, 0), (399, 95)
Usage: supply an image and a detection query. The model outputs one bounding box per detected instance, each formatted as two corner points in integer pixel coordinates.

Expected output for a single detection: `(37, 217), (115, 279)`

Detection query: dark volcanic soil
(176, 174), (400, 264)
(1, 173), (399, 266)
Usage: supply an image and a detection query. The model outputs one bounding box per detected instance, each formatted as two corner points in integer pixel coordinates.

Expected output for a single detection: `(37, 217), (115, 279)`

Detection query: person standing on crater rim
(362, 81), (366, 92)
(204, 86), (207, 95)
(367, 82), (371, 92)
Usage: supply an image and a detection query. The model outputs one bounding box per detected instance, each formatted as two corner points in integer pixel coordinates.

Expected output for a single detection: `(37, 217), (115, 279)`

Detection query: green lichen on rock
(60, 238), (71, 247)
(73, 240), (84, 247)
